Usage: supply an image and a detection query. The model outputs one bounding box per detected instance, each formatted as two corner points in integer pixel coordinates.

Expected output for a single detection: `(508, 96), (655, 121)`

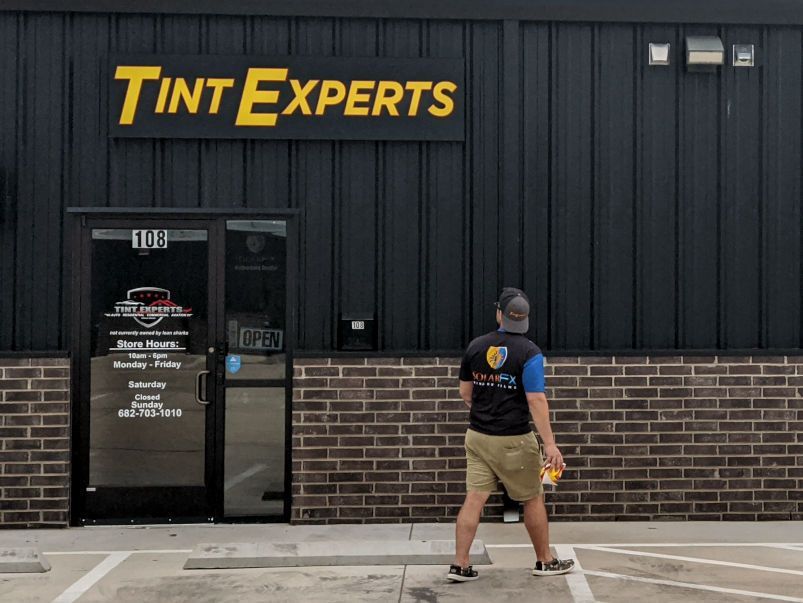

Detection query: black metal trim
(282, 215), (299, 524)
(68, 212), (88, 527)
(82, 515), (211, 526)
(67, 207), (301, 216)
(208, 219), (223, 520)
(4, 0), (803, 26)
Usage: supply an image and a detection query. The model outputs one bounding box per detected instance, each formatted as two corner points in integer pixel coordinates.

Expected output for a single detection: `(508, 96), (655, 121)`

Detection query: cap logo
(508, 310), (527, 319)
(486, 346), (508, 370)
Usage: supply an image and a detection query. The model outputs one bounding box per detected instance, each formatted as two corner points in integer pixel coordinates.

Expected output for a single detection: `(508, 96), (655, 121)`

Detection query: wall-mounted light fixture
(686, 36), (724, 70)
(648, 43), (671, 66)
(732, 44), (755, 67)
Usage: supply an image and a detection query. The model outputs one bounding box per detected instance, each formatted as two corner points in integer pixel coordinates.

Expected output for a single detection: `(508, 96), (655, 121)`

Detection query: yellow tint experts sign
(109, 55), (464, 141)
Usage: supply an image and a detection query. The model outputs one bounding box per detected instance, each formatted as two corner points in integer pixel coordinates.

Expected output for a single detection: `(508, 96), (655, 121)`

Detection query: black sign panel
(109, 55), (465, 141)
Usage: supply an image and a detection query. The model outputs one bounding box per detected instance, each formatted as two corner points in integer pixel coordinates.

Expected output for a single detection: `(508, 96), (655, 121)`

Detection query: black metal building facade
(1, 2), (800, 355)
(1, 1), (802, 527)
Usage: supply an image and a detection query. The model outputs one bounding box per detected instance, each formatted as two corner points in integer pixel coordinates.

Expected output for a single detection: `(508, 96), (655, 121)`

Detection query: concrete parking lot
(1, 521), (802, 602)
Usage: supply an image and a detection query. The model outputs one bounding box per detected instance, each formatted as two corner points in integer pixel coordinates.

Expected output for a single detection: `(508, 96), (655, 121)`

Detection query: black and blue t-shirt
(458, 329), (545, 436)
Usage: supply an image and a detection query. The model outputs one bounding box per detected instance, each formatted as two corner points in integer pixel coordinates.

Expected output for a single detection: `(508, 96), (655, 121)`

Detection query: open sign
(239, 327), (283, 351)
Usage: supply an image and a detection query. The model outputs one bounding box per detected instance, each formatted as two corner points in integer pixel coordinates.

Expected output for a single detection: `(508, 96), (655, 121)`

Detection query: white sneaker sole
(447, 573), (479, 582)
(532, 566), (575, 576)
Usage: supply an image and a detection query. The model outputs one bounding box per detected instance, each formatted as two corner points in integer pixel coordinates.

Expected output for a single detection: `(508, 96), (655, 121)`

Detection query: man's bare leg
(454, 491), (491, 567)
(522, 494), (553, 561)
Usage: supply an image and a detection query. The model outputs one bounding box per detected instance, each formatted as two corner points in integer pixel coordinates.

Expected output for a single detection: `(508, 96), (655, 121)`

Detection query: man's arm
(459, 380), (473, 408)
(522, 351), (563, 469)
(526, 391), (563, 469)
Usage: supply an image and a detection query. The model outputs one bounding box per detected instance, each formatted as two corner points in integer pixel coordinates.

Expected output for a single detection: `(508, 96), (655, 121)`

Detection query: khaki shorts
(465, 429), (544, 502)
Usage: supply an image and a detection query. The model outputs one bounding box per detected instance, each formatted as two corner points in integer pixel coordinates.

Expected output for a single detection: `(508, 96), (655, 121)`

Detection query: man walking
(447, 287), (575, 582)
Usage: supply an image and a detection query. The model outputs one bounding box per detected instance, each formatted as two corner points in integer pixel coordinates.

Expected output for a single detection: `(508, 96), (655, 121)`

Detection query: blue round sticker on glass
(226, 354), (241, 374)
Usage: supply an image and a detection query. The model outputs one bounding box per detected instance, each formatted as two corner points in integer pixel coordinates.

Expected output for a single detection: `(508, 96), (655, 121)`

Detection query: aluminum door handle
(195, 370), (211, 406)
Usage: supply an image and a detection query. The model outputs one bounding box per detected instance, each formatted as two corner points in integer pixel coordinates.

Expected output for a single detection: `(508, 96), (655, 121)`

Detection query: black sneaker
(447, 564), (479, 582)
(532, 557), (575, 576)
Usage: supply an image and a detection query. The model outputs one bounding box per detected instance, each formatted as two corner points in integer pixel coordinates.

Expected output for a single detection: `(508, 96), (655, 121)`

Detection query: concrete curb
(0, 548), (51, 573)
(183, 539), (491, 569)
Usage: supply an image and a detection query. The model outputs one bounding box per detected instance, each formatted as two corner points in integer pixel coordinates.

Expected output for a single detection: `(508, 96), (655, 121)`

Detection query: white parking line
(581, 545), (803, 578)
(555, 544), (596, 603)
(51, 552), (131, 603)
(584, 569), (803, 603)
(591, 543), (803, 548)
(486, 542), (803, 548)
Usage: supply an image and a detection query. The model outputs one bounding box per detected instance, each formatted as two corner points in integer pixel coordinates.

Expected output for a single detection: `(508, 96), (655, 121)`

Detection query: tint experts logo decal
(106, 287), (193, 328)
(486, 346), (508, 369)
(109, 55), (464, 141)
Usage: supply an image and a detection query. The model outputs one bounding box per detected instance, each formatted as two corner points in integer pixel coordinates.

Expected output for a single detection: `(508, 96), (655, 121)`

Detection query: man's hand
(542, 442), (563, 469)
(526, 392), (564, 469)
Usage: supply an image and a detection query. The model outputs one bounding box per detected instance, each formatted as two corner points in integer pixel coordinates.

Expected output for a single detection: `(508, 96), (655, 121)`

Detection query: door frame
(66, 208), (300, 525)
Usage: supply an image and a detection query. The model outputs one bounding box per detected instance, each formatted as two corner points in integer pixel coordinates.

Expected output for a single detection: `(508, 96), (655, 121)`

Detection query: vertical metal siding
(550, 23), (594, 350)
(678, 26), (722, 349)
(721, 25), (763, 349)
(0, 12), (800, 352)
(293, 19), (336, 350)
(467, 22), (502, 344)
(763, 28), (802, 349)
(0, 14), (17, 348)
(520, 23), (551, 349)
(594, 24), (636, 350)
(425, 20), (466, 350)
(635, 24), (679, 349)
(381, 20), (423, 350)
(13, 14), (66, 350)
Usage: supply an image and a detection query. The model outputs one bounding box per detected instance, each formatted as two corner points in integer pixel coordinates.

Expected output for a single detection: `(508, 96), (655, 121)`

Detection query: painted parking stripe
(554, 544), (596, 603)
(591, 543), (803, 548)
(486, 542), (803, 548)
(581, 545), (803, 578)
(51, 552), (130, 603)
(584, 570), (803, 603)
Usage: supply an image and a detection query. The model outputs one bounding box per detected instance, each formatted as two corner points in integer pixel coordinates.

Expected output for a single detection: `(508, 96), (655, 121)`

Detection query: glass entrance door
(79, 223), (216, 521)
(72, 214), (293, 524)
(222, 220), (288, 518)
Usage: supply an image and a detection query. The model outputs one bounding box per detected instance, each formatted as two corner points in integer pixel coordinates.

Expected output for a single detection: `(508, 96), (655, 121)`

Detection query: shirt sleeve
(522, 353), (545, 393)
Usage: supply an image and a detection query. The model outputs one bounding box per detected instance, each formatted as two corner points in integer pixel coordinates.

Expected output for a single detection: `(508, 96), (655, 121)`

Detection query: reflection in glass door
(223, 220), (288, 517)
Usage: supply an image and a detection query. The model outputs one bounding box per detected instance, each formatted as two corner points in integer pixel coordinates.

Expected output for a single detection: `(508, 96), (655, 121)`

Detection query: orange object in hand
(540, 463), (566, 486)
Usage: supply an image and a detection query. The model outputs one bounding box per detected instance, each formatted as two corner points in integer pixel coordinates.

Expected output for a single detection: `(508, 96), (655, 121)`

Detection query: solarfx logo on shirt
(471, 371), (518, 390)
(109, 55), (465, 141)
(486, 346), (508, 369)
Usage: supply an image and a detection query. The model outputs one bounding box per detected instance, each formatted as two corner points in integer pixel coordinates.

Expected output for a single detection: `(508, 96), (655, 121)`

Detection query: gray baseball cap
(496, 287), (530, 334)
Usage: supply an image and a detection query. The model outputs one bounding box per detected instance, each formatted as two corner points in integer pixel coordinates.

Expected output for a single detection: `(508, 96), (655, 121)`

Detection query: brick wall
(0, 357), (70, 528)
(291, 355), (803, 524)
